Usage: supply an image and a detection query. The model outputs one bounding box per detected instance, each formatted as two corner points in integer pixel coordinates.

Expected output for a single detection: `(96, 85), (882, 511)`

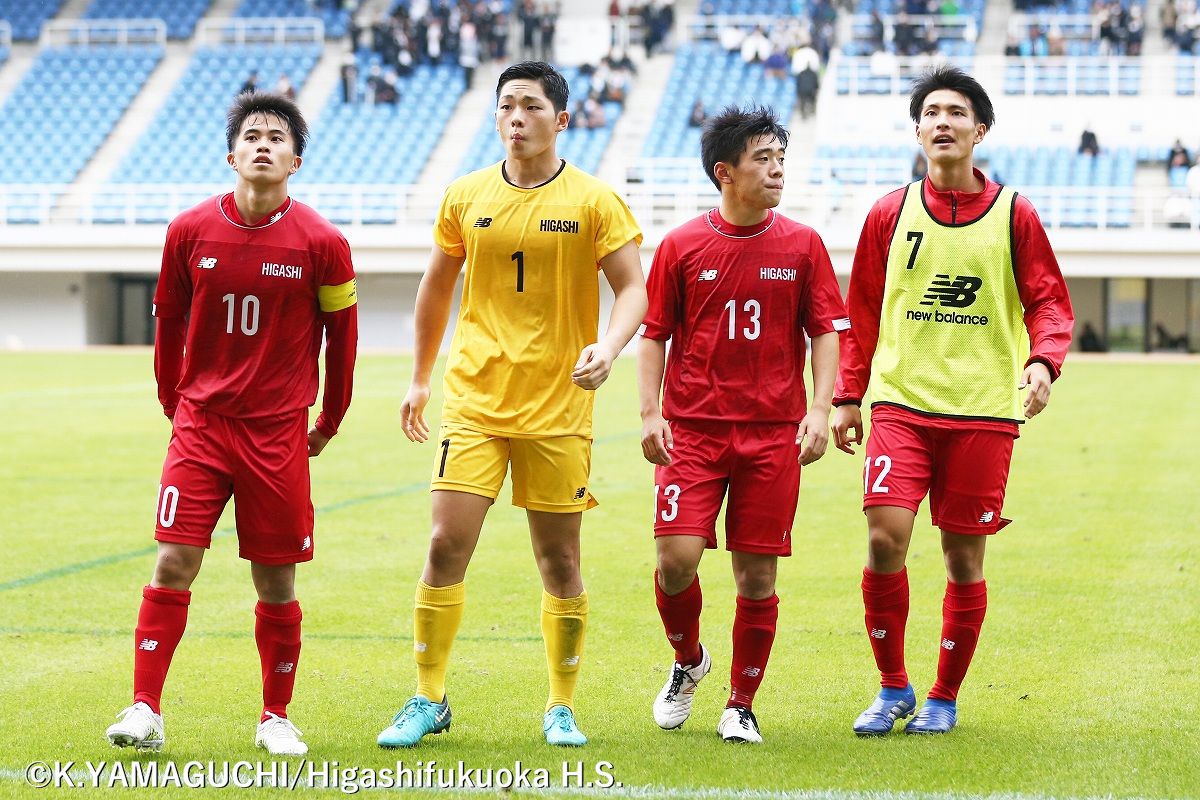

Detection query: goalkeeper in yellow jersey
(377, 61), (646, 748)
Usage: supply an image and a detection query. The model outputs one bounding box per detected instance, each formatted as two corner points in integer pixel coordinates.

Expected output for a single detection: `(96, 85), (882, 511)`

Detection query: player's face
(916, 89), (986, 165)
(717, 135), (785, 210)
(495, 80), (569, 161)
(227, 113), (301, 184)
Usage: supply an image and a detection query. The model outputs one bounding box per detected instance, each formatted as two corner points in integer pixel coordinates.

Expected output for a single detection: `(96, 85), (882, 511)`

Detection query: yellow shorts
(430, 424), (598, 513)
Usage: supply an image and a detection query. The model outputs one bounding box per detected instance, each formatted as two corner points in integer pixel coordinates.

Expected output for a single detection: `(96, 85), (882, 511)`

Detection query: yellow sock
(541, 590), (588, 712)
(413, 580), (465, 702)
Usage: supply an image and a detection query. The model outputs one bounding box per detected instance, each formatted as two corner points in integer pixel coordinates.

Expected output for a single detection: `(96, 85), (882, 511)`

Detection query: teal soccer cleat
(905, 698), (957, 734)
(377, 695), (452, 748)
(853, 684), (917, 736)
(543, 705), (587, 746)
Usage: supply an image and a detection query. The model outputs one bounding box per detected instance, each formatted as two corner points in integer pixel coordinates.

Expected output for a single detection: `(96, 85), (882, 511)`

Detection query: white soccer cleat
(106, 702), (164, 751)
(255, 712), (309, 756)
(717, 706), (763, 744)
(653, 644), (712, 729)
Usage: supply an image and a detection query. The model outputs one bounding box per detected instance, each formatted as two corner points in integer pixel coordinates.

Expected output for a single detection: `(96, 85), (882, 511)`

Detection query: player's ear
(227, 153), (236, 170)
(290, 155), (302, 174)
(714, 162), (733, 185)
(974, 123), (987, 144)
(556, 109), (569, 132)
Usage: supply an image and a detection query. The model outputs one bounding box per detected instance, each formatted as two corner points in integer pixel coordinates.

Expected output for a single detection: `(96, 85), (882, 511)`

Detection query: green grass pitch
(1, 351), (1197, 799)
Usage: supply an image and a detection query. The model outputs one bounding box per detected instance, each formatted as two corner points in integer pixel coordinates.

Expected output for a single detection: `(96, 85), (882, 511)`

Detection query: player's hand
(400, 383), (432, 443)
(1019, 362), (1052, 419)
(797, 408), (830, 466)
(641, 413), (674, 466)
(307, 427), (331, 457)
(572, 343), (616, 390)
(831, 404), (863, 455)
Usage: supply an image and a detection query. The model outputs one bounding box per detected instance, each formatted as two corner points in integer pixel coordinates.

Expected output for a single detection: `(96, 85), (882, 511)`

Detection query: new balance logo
(274, 662), (295, 674)
(920, 274), (983, 308)
(414, 641), (428, 652)
(302, 536), (311, 551)
(473, 217), (493, 228)
(941, 638), (956, 650)
(196, 257), (217, 270)
(668, 633), (684, 642)
(698, 269), (718, 281)
(561, 656), (580, 667)
(741, 666), (762, 677)
(870, 629), (887, 639)
(138, 639), (159, 651)
(979, 511), (995, 524)
(574, 487), (586, 500)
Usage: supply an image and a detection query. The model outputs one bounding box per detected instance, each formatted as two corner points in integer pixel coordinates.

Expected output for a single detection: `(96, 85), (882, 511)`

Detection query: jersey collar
(704, 207), (776, 239)
(218, 193), (293, 229)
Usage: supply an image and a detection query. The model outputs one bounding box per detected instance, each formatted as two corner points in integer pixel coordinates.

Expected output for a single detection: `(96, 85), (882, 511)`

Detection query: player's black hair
(909, 65), (995, 130)
(495, 61), (570, 113)
(226, 91), (310, 156)
(700, 105), (789, 191)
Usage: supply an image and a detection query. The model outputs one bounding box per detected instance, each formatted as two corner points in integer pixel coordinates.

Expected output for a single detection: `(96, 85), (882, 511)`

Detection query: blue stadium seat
(82, 0), (213, 38)
(4, 0), (67, 41)
(235, 0), (351, 38)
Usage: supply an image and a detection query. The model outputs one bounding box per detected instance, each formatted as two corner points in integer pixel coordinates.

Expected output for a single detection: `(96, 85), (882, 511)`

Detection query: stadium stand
(4, 0), (66, 41)
(0, 44), (161, 221)
(82, 0), (213, 39)
(235, 0), (351, 39)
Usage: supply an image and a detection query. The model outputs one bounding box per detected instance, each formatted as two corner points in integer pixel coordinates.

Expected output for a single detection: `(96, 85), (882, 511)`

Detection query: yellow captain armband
(318, 279), (357, 312)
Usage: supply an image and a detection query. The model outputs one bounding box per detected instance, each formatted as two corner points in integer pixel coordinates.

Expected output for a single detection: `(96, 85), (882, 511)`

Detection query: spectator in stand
(584, 93), (607, 128)
(426, 17), (443, 65)
(1126, 5), (1144, 55)
(1169, 152), (1190, 187)
(911, 151), (928, 181)
(869, 11), (885, 52)
(1162, 0), (1178, 47)
(893, 12), (919, 56)
(275, 73), (296, 101)
(459, 21), (480, 88)
(1168, 139), (1191, 176)
(519, 0), (538, 60)
(239, 71), (259, 96)
(796, 64), (819, 120)
(1046, 25), (1065, 56)
(1019, 25), (1048, 57)
(340, 49), (358, 104)
(920, 25), (940, 55)
(572, 99), (591, 130)
(764, 47), (789, 79)
(688, 99), (707, 128)
(539, 3), (559, 63)
(1004, 34), (1021, 55)
(742, 26), (772, 64)
(1078, 127), (1100, 157)
(1079, 322), (1106, 352)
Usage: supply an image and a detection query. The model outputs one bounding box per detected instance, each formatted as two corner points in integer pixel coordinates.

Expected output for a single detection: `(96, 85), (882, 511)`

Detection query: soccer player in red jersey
(639, 106), (848, 743)
(104, 92), (358, 756)
(832, 66), (1074, 735)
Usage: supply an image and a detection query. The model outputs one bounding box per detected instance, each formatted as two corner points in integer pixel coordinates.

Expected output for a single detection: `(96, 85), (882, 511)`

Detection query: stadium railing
(39, 18), (166, 47)
(839, 14), (978, 55)
(2, 183), (1195, 232)
(0, 22), (12, 50)
(684, 15), (796, 43)
(195, 16), (324, 47)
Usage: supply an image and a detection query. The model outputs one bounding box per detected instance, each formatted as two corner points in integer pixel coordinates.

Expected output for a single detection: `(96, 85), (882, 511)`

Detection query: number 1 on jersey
(511, 251), (524, 292)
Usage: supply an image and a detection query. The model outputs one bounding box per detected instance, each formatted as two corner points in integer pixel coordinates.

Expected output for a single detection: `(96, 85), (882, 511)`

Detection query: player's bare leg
(653, 535), (710, 729)
(379, 491), (492, 749)
(907, 530), (989, 735)
(855, 506), (918, 736)
(107, 543), (204, 751)
(719, 552), (778, 744)
(529, 510), (588, 746)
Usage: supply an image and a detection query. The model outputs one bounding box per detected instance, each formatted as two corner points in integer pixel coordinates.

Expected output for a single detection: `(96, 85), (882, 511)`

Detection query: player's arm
(833, 201), (891, 454)
(153, 315), (186, 420)
(573, 239), (647, 390)
(152, 222), (190, 421)
(1013, 197), (1075, 419)
(637, 336), (673, 466)
(798, 331), (838, 466)
(401, 246), (467, 442)
(310, 302), (358, 457)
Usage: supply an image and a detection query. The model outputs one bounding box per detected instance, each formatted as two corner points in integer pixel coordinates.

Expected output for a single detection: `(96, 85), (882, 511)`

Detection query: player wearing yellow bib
(831, 66), (1074, 736)
(377, 62), (646, 748)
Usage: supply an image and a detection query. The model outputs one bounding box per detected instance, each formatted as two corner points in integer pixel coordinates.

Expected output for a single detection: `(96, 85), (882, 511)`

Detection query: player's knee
(152, 550), (201, 590)
(656, 552), (698, 593)
(942, 549), (984, 583)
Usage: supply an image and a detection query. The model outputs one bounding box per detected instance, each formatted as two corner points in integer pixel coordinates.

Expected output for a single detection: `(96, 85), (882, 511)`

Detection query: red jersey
(834, 170), (1074, 433)
(153, 194), (358, 437)
(643, 208), (849, 424)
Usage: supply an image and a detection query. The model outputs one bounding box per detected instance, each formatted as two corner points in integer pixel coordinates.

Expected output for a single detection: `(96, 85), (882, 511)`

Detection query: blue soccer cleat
(853, 684), (917, 736)
(905, 698), (957, 734)
(543, 705), (587, 746)
(377, 695), (452, 748)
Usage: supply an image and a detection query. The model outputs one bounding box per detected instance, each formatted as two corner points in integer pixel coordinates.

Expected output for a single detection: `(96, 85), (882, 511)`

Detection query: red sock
(255, 600), (303, 720)
(862, 567), (910, 689)
(728, 594), (778, 710)
(928, 580), (987, 702)
(132, 585), (191, 714)
(654, 571), (702, 666)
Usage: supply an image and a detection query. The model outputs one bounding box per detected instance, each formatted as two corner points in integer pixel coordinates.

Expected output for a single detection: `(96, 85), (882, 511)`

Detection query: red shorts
(653, 420), (800, 556)
(154, 399), (315, 564)
(863, 414), (1016, 535)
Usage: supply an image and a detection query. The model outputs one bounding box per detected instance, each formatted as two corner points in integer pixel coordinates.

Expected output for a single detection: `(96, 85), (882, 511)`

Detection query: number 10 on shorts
(157, 483), (180, 528)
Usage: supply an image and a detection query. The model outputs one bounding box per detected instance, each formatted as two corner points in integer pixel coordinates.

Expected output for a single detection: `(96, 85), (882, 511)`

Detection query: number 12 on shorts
(864, 455), (891, 494)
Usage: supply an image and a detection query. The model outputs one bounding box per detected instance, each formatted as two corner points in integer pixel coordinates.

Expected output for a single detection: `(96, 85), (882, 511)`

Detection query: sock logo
(941, 638), (956, 650)
(560, 656), (580, 667)
(274, 662), (295, 673)
(741, 666), (762, 677)
(870, 628), (887, 639)
(667, 633), (684, 641)
(414, 641), (428, 652)
(138, 638), (159, 651)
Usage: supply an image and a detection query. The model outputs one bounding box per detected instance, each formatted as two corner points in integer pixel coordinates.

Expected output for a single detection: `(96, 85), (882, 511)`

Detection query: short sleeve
(432, 186), (465, 258)
(641, 234), (680, 341)
(800, 231), (850, 338)
(152, 220), (192, 319)
(592, 188), (643, 263)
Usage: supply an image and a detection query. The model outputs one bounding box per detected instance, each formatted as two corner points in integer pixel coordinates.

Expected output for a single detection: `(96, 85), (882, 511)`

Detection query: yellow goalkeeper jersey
(434, 160), (643, 438)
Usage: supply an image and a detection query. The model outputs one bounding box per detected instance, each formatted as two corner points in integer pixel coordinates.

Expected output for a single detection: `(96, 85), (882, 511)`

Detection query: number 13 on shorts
(655, 483), (681, 522)
(864, 455), (891, 495)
